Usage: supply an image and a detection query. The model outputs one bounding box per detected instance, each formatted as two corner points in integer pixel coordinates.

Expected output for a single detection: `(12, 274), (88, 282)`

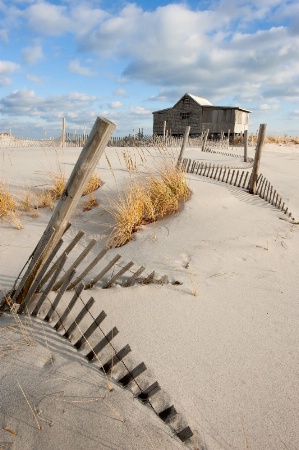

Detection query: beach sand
(0, 141), (298, 449)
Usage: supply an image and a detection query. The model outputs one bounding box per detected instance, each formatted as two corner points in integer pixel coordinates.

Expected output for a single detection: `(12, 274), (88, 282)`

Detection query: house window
(183, 97), (190, 105)
(180, 112), (190, 120)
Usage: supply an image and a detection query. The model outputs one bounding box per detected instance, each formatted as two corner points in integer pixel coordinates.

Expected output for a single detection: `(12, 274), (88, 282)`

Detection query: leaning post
(249, 123), (267, 194)
(244, 129), (248, 162)
(13, 117), (116, 305)
(177, 126), (191, 168)
(201, 128), (209, 152)
(61, 118), (66, 148)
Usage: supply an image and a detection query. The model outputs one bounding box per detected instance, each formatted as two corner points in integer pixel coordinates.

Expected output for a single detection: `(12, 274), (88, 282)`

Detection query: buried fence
(182, 158), (295, 220)
(5, 264), (194, 446)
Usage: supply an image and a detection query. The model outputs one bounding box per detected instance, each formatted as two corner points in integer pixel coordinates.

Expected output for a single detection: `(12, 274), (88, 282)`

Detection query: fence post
(249, 124), (267, 194)
(61, 118), (66, 148)
(201, 129), (209, 152)
(244, 129), (248, 162)
(14, 117), (116, 305)
(177, 126), (191, 168)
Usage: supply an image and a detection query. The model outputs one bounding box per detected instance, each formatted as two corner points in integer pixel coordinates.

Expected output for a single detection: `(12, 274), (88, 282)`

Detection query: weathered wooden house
(152, 93), (251, 138)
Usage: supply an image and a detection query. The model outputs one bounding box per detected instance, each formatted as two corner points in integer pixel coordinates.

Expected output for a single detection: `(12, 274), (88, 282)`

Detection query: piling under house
(152, 93), (251, 138)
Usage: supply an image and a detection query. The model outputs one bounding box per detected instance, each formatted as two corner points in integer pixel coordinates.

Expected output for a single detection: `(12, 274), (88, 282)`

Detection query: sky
(0, 0), (298, 138)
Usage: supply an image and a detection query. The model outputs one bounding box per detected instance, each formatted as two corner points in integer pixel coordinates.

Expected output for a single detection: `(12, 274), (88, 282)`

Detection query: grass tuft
(82, 172), (102, 196)
(108, 162), (191, 247)
(0, 182), (23, 229)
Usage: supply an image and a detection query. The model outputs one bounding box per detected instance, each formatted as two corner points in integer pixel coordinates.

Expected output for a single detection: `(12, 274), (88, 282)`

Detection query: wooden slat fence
(16, 274), (194, 444)
(182, 158), (294, 219)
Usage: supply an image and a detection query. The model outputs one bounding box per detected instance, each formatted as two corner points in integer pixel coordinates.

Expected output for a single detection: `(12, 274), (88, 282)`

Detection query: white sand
(0, 142), (298, 449)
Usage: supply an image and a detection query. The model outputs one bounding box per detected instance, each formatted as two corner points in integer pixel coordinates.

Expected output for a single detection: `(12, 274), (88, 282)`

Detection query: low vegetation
(107, 161), (191, 247)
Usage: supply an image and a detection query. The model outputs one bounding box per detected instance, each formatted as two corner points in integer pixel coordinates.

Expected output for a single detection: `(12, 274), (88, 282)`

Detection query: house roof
(187, 93), (213, 106)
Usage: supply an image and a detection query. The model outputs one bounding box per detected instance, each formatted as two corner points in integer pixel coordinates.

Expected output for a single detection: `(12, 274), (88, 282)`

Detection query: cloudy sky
(0, 0), (298, 138)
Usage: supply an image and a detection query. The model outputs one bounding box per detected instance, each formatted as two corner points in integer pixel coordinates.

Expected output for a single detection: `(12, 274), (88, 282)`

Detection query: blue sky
(0, 0), (298, 138)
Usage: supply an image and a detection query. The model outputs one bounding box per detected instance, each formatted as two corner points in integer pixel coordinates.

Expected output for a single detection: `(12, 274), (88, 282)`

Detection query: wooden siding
(153, 94), (250, 136)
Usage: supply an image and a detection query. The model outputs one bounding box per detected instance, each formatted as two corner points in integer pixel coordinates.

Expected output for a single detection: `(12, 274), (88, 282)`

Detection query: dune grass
(107, 160), (191, 247)
(0, 182), (22, 229)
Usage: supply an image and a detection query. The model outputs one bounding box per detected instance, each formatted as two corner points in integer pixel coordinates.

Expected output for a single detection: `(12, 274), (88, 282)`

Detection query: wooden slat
(176, 426), (194, 442)
(31, 253), (67, 317)
(63, 297), (95, 339)
(101, 344), (131, 373)
(242, 172), (249, 189)
(217, 166), (222, 181)
(225, 169), (231, 183)
(137, 381), (161, 401)
(238, 171), (244, 188)
(44, 269), (77, 322)
(123, 266), (145, 287)
(54, 283), (85, 331)
(158, 405), (177, 422)
(18, 239), (64, 314)
(67, 248), (108, 290)
(84, 254), (122, 289)
(229, 170), (235, 185)
(85, 326), (119, 361)
(221, 167), (227, 182)
(118, 362), (147, 386)
(74, 310), (107, 350)
(141, 271), (155, 285)
(214, 166), (220, 180)
(103, 261), (134, 289)
(38, 230), (85, 289)
(53, 239), (97, 291)
(234, 170), (240, 186)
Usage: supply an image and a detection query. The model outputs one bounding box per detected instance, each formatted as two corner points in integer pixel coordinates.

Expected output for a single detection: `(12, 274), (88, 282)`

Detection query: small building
(152, 93), (251, 138)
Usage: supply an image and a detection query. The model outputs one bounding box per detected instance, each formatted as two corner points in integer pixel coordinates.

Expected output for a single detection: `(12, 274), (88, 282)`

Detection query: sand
(0, 141), (298, 449)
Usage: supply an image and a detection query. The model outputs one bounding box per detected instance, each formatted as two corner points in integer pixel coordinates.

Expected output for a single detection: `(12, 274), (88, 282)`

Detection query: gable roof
(187, 93), (212, 106)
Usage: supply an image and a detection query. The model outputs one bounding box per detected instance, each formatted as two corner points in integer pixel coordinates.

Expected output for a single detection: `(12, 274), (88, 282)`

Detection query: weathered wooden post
(244, 129), (248, 162)
(61, 118), (66, 148)
(249, 124), (267, 194)
(13, 117), (116, 305)
(177, 126), (191, 168)
(163, 121), (166, 143)
(201, 129), (209, 152)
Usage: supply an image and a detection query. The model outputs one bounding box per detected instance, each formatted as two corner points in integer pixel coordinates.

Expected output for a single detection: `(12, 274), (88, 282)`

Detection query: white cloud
(68, 59), (95, 76)
(109, 101), (123, 109)
(22, 44), (44, 65)
(113, 88), (127, 97)
(0, 60), (19, 86)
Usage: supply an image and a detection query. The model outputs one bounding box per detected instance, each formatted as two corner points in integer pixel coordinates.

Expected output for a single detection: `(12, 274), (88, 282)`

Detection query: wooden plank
(238, 171), (244, 188)
(103, 261), (134, 289)
(141, 271), (155, 285)
(221, 167), (227, 182)
(137, 381), (161, 401)
(176, 126), (190, 169)
(101, 344), (131, 373)
(158, 405), (177, 422)
(44, 269), (76, 322)
(31, 253), (67, 317)
(123, 266), (145, 287)
(158, 275), (169, 285)
(14, 117), (115, 304)
(84, 254), (122, 289)
(53, 239), (97, 291)
(85, 326), (119, 362)
(38, 230), (85, 289)
(74, 310), (107, 350)
(249, 124), (267, 194)
(176, 426), (194, 442)
(17, 239), (64, 314)
(217, 166), (222, 181)
(234, 170), (240, 186)
(229, 170), (235, 185)
(225, 169), (231, 183)
(118, 362), (147, 386)
(242, 172), (249, 189)
(54, 283), (85, 331)
(67, 248), (108, 290)
(214, 165), (220, 180)
(63, 297), (95, 339)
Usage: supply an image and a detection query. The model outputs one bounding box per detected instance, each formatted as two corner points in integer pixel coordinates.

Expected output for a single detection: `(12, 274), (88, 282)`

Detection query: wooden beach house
(152, 93), (251, 138)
